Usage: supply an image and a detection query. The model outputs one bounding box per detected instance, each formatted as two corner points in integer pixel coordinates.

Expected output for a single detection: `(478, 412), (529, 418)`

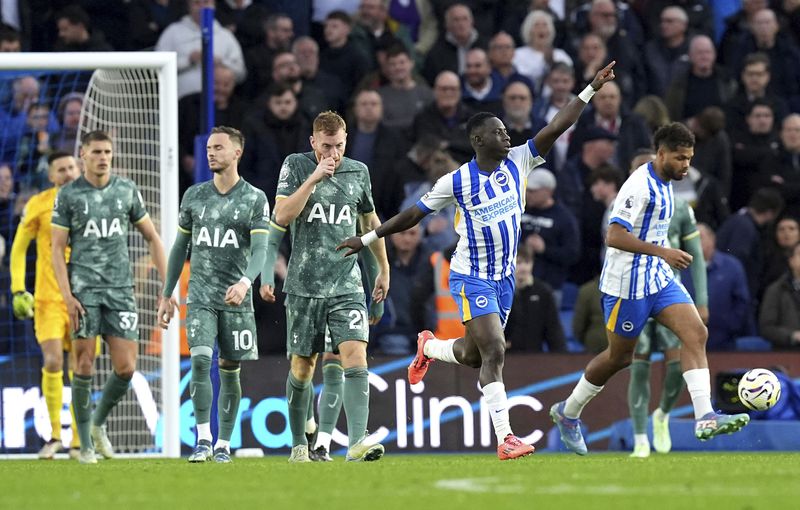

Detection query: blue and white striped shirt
(600, 162), (675, 299)
(416, 140), (546, 280)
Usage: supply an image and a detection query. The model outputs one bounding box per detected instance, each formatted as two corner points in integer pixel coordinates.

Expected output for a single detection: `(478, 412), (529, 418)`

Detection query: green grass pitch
(2, 453), (798, 510)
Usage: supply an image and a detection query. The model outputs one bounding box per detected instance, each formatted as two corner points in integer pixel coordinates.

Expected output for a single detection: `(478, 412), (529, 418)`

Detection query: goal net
(0, 53), (180, 457)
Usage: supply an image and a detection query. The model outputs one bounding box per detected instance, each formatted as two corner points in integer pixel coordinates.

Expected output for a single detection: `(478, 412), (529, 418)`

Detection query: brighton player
(550, 123), (750, 455)
(260, 111), (390, 463)
(338, 62), (618, 460)
(158, 126), (268, 463)
(52, 131), (167, 464)
(10, 151), (81, 459)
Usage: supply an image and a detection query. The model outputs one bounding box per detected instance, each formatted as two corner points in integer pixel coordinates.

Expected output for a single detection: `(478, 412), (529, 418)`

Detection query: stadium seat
(560, 282), (578, 310)
(735, 336), (772, 352)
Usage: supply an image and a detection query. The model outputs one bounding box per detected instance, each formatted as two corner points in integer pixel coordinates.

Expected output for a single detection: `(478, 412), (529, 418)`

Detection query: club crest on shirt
(492, 170), (509, 187)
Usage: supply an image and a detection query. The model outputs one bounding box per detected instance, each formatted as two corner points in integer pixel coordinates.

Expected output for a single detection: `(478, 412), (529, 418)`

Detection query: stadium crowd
(0, 0), (799, 357)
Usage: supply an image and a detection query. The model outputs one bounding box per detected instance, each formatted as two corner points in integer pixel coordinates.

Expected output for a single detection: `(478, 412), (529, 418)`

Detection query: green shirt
(668, 198), (699, 277)
(52, 175), (148, 294)
(276, 152), (375, 298)
(179, 178), (269, 311)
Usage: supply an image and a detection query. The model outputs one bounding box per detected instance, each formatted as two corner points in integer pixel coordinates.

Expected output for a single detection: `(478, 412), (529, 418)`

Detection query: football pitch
(2, 453), (798, 510)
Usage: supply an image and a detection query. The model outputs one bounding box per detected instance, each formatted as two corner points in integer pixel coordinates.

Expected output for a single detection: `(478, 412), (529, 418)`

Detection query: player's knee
(480, 340), (505, 369)
(42, 352), (63, 372)
(115, 367), (135, 380)
(219, 359), (240, 370)
(683, 323), (708, 349)
(290, 357), (315, 381)
(461, 351), (482, 368)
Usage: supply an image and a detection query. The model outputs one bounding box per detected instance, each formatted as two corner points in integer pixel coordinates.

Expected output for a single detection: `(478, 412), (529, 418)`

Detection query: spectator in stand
(573, 273), (607, 353)
(762, 217), (800, 290)
(665, 35), (736, 122)
(292, 36), (347, 111)
(688, 106), (733, 200)
(346, 89), (407, 220)
(573, 33), (608, 97)
(503, 81), (546, 149)
(488, 31), (535, 95)
(730, 99), (781, 211)
(377, 44), (433, 130)
(643, 6), (691, 97)
(270, 50), (330, 121)
(726, 8), (800, 102)
(589, 163), (624, 261)
(15, 103), (53, 191)
(520, 168), (580, 306)
(568, 81), (651, 172)
(352, 0), (410, 68)
(0, 27), (21, 52)
(461, 48), (503, 116)
(639, 0), (714, 42)
(239, 82), (310, 204)
(319, 10), (373, 101)
(422, 3), (487, 85)
(215, 0), (271, 50)
(156, 0), (246, 99)
(388, 0), (438, 57)
(559, 126), (617, 220)
(410, 71), (473, 163)
(716, 187), (784, 301)
(52, 92), (83, 153)
(725, 52), (789, 136)
(0, 164), (17, 263)
(512, 9), (572, 93)
(178, 65), (247, 196)
(774, 114), (800, 219)
(532, 64), (575, 172)
(505, 244), (566, 353)
(759, 242), (800, 350)
(243, 13), (295, 100)
(128, 0), (183, 50)
(682, 224), (751, 351)
(632, 95), (670, 135)
(719, 0), (769, 67)
(53, 5), (114, 52)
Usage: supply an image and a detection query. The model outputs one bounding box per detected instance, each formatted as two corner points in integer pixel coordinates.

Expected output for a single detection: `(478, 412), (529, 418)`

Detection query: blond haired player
(10, 151), (81, 459)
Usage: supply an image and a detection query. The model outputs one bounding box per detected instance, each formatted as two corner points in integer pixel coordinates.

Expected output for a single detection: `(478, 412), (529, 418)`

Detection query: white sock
(424, 338), (460, 364)
(634, 433), (649, 447)
(214, 439), (230, 451)
(563, 375), (604, 419)
(314, 431), (332, 451)
(481, 381), (513, 443)
(305, 417), (317, 435)
(197, 422), (212, 443)
(683, 368), (714, 419)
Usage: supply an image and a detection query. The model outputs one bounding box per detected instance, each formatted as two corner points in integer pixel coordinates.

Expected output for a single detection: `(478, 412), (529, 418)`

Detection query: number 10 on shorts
(233, 330), (254, 350)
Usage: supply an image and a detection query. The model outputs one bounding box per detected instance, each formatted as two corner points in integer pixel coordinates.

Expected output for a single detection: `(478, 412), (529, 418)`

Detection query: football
(738, 368), (782, 411)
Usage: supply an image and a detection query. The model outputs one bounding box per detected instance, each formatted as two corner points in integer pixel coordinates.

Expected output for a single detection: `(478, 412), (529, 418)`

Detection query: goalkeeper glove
(12, 291), (34, 320)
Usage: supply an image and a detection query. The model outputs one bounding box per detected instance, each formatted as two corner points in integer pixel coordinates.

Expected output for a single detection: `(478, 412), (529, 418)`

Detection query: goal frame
(0, 52), (181, 458)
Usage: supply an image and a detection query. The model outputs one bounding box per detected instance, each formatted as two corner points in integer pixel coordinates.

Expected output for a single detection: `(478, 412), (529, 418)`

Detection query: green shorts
(73, 288), (139, 341)
(635, 318), (681, 356)
(285, 293), (368, 357)
(186, 305), (258, 361)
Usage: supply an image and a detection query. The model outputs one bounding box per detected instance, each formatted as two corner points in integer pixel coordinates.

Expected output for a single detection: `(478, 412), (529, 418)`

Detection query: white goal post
(0, 52), (180, 458)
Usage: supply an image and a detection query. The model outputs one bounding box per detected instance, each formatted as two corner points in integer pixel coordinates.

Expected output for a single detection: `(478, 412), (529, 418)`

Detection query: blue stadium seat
(735, 336), (772, 352)
(560, 282), (578, 310)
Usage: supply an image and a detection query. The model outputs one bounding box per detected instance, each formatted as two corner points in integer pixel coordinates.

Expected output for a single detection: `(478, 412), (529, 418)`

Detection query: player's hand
(696, 305), (709, 325)
(590, 61), (616, 90)
(310, 156), (335, 184)
(336, 236), (364, 257)
(368, 300), (384, 325)
(157, 296), (179, 329)
(65, 294), (86, 333)
(259, 284), (276, 303)
(372, 271), (390, 304)
(661, 247), (692, 270)
(12, 291), (34, 320)
(224, 281), (249, 306)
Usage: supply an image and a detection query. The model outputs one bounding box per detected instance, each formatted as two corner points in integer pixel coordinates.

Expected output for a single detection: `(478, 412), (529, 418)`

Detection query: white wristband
(238, 276), (252, 289)
(360, 230), (379, 246)
(578, 85), (596, 103)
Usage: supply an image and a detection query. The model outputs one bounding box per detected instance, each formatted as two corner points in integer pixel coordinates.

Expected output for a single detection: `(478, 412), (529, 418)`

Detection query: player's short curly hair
(466, 112), (497, 139)
(313, 111), (346, 135)
(211, 125), (245, 150)
(653, 122), (695, 152)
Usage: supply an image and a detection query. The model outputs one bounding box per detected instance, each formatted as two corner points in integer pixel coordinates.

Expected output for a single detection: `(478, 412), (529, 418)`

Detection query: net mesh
(0, 68), (167, 454)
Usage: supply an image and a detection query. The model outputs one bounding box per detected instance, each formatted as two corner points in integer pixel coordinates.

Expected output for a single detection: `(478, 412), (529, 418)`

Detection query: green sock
(92, 371), (130, 427)
(190, 355), (213, 425)
(306, 387), (315, 422)
(218, 367), (241, 442)
(659, 360), (685, 413)
(319, 360), (344, 435)
(628, 360), (651, 435)
(343, 367), (369, 448)
(286, 373), (311, 446)
(72, 374), (93, 451)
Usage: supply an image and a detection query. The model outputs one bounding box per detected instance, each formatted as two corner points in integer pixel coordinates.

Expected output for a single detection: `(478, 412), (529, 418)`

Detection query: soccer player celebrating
(52, 131), (167, 464)
(11, 151), (81, 459)
(260, 111), (390, 463)
(158, 126), (269, 463)
(338, 62), (618, 461)
(550, 123), (749, 455)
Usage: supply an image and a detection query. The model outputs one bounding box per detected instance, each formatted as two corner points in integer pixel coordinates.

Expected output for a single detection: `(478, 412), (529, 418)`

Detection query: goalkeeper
(10, 152), (81, 459)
